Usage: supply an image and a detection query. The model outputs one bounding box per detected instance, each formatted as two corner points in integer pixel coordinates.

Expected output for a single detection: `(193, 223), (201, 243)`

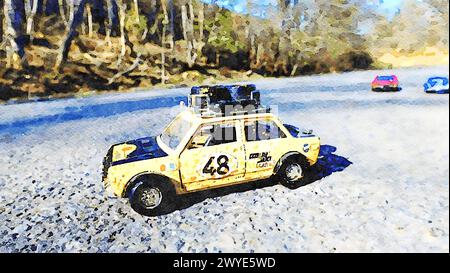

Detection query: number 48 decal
(202, 155), (230, 175)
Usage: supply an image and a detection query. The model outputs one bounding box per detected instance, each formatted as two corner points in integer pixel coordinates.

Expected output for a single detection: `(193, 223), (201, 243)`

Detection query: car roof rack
(188, 84), (270, 118)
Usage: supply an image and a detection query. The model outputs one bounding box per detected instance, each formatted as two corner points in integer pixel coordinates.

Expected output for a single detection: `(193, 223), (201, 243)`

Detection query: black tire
(277, 157), (309, 189)
(128, 176), (176, 216)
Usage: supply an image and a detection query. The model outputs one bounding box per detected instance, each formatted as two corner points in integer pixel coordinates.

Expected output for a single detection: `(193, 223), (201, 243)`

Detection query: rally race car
(371, 75), (400, 91)
(423, 77), (449, 94)
(102, 85), (321, 216)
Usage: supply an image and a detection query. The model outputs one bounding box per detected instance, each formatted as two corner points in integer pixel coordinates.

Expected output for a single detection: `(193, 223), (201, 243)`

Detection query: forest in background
(0, 0), (448, 101)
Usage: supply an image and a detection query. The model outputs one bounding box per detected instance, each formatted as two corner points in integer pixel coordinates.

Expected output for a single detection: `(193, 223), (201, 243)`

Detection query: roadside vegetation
(0, 0), (448, 101)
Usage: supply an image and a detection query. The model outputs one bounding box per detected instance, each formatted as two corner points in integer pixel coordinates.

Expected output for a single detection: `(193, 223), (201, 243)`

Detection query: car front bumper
(372, 85), (399, 91)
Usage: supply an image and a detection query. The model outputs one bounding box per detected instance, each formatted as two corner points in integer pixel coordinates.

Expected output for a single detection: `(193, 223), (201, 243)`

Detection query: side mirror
(189, 94), (209, 110)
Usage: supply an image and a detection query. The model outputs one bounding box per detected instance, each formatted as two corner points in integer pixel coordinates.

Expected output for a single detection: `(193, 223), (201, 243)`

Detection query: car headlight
(311, 143), (320, 151)
(112, 144), (137, 162)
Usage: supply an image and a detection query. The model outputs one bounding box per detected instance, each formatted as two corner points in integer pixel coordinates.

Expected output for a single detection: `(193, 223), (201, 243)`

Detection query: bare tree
(116, 0), (125, 65)
(3, 0), (27, 69)
(0, 0), (4, 48)
(25, 0), (38, 37)
(58, 0), (69, 29)
(181, 3), (193, 67)
(104, 0), (119, 46)
(160, 0), (168, 83)
(133, 0), (138, 24)
(86, 2), (92, 37)
(197, 1), (204, 57)
(181, 0), (200, 68)
(104, 0), (113, 45)
(54, 0), (87, 71)
(167, 0), (174, 49)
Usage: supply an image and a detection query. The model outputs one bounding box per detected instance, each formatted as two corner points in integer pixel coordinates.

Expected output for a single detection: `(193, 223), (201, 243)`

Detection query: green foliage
(125, 9), (148, 35)
(204, 9), (247, 53)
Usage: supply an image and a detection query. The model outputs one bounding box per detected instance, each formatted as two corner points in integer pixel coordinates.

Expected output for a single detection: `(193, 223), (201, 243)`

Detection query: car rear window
(429, 77), (448, 85)
(377, 76), (394, 81)
(244, 119), (286, 141)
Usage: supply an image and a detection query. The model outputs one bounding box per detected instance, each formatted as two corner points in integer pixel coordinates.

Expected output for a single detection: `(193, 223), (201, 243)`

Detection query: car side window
(188, 122), (237, 149)
(244, 119), (286, 142)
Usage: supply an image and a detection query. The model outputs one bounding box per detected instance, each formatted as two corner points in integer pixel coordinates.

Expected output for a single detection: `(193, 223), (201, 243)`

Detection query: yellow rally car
(103, 87), (320, 216)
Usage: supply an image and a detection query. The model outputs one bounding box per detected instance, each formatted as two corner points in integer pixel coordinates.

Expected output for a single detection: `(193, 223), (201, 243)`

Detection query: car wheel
(128, 177), (176, 216)
(278, 158), (309, 189)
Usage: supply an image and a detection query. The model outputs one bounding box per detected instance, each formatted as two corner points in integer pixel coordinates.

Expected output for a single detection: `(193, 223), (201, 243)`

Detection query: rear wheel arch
(273, 151), (308, 174)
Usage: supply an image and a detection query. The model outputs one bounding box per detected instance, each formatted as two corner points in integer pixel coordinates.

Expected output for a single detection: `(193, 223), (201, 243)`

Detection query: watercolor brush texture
(0, 0), (448, 253)
(0, 0), (448, 101)
(0, 66), (448, 252)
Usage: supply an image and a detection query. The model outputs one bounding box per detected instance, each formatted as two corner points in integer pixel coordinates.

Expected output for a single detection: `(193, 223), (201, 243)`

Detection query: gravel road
(0, 66), (448, 252)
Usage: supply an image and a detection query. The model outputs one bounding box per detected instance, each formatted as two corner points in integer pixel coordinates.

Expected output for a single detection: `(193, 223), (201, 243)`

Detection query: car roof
(376, 75), (396, 78)
(428, 76), (448, 81)
(191, 84), (256, 93)
(179, 108), (275, 124)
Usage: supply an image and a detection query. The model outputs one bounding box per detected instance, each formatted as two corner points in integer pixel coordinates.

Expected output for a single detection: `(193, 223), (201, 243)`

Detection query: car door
(243, 117), (288, 180)
(179, 120), (245, 191)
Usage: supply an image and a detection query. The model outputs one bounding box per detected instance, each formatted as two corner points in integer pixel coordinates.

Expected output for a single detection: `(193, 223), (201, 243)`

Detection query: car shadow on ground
(371, 87), (402, 92)
(156, 144), (352, 216)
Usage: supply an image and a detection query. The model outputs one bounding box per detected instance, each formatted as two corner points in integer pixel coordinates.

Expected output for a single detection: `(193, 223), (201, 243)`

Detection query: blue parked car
(423, 77), (449, 94)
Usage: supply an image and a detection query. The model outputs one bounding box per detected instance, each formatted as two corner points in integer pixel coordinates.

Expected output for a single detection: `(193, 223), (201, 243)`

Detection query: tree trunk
(0, 0), (4, 47)
(290, 63), (298, 76)
(24, 0), (30, 24)
(28, 0), (38, 34)
(4, 0), (27, 69)
(160, 0), (167, 84)
(181, 4), (187, 41)
(104, 0), (112, 45)
(181, 1), (196, 68)
(54, 0), (86, 71)
(133, 0), (138, 24)
(58, 0), (69, 29)
(167, 0), (174, 49)
(116, 0), (126, 66)
(196, 2), (204, 60)
(181, 4), (189, 65)
(198, 3), (203, 42)
(80, 3), (85, 35)
(246, 0), (256, 68)
(104, 0), (118, 46)
(68, 0), (74, 26)
(86, 2), (92, 37)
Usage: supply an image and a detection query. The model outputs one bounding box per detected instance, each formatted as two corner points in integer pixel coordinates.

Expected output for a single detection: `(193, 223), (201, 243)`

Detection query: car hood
(373, 79), (398, 85)
(284, 124), (316, 138)
(111, 136), (168, 166)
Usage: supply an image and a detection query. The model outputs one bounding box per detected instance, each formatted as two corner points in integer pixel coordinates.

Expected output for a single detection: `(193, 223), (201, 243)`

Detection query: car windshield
(160, 115), (193, 150)
(377, 76), (394, 81)
(429, 77), (448, 85)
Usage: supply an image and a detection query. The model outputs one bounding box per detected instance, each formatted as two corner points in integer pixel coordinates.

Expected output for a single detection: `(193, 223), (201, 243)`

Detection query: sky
(201, 0), (405, 18)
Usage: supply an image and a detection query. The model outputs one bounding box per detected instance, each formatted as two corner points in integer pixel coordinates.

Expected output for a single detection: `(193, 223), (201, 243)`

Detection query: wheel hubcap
(285, 163), (303, 181)
(140, 187), (162, 209)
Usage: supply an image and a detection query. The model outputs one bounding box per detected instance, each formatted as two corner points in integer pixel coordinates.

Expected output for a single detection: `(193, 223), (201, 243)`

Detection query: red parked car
(371, 75), (400, 91)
